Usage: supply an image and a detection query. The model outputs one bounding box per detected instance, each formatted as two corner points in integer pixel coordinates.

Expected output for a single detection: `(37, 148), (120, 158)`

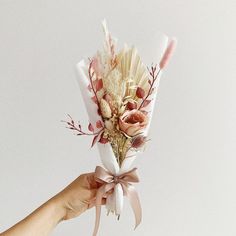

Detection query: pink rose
(119, 110), (148, 136)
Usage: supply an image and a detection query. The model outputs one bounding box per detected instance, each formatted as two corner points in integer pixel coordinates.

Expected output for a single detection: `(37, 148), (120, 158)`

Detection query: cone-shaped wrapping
(75, 30), (169, 216)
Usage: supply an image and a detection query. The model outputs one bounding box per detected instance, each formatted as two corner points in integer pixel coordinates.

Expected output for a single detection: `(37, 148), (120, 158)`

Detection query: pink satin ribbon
(92, 166), (142, 236)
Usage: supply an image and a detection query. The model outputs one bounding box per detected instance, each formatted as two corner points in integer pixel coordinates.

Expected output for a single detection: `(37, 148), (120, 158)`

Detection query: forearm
(1, 196), (66, 236)
(0, 174), (97, 236)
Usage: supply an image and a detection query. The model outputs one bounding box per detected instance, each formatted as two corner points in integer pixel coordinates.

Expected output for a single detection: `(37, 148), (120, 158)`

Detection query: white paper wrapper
(75, 33), (168, 215)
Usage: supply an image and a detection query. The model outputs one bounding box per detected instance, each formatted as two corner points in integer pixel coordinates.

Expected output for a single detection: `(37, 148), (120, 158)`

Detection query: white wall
(0, 0), (236, 235)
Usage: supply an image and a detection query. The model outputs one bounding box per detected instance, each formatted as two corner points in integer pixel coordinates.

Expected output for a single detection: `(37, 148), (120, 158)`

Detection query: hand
(0, 173), (104, 236)
(54, 173), (104, 220)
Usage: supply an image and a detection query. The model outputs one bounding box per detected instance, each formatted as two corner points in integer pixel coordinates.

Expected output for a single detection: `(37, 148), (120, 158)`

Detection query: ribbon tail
(92, 183), (115, 236)
(125, 184), (142, 229)
(93, 186), (104, 236)
(93, 205), (101, 236)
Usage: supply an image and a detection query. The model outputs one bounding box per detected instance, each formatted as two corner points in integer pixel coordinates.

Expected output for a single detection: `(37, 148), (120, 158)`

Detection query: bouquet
(63, 20), (176, 235)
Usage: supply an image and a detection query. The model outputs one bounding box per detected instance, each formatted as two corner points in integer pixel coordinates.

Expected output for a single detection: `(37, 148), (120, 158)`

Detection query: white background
(0, 0), (236, 235)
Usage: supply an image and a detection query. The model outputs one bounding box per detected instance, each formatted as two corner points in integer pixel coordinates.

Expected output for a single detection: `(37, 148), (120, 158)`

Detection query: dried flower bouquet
(63, 20), (176, 235)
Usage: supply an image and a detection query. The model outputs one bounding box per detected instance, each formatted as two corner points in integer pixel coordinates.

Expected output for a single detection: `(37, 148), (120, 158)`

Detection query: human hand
(0, 173), (105, 236)
(53, 173), (105, 221)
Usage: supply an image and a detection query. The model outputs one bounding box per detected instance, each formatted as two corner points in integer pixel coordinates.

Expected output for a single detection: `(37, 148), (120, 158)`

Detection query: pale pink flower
(159, 38), (177, 70)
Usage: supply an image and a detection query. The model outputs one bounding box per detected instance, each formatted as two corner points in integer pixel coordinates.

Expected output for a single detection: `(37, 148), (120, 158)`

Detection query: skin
(0, 173), (105, 236)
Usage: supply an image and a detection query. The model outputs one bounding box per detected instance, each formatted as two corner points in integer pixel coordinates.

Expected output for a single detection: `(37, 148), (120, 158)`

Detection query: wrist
(48, 195), (67, 223)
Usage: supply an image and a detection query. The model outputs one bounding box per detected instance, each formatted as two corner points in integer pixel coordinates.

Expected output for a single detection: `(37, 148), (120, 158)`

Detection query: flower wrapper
(64, 20), (176, 235)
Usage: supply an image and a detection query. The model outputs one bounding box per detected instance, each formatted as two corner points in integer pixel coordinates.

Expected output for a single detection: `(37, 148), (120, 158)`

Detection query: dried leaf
(141, 110), (149, 115)
(87, 84), (92, 92)
(141, 99), (152, 108)
(91, 96), (98, 104)
(96, 120), (103, 129)
(131, 135), (146, 148)
(88, 123), (94, 132)
(96, 79), (103, 91)
(150, 87), (155, 94)
(91, 135), (99, 147)
(97, 108), (101, 116)
(92, 79), (98, 89)
(126, 101), (137, 110)
(136, 87), (145, 99)
(99, 136), (109, 144)
(152, 66), (156, 73)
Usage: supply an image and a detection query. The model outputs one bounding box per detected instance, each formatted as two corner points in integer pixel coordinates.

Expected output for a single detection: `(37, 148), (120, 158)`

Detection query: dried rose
(100, 98), (112, 118)
(131, 135), (147, 149)
(119, 110), (148, 136)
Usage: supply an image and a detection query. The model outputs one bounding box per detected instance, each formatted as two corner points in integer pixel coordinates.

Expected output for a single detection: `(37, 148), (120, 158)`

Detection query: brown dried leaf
(126, 101), (137, 110)
(96, 79), (103, 91)
(91, 134), (99, 147)
(92, 79), (98, 89)
(150, 87), (155, 94)
(141, 110), (149, 115)
(88, 123), (94, 132)
(142, 99), (152, 108)
(87, 84), (92, 92)
(131, 135), (146, 148)
(91, 96), (98, 104)
(96, 120), (103, 129)
(99, 135), (109, 144)
(136, 87), (145, 99)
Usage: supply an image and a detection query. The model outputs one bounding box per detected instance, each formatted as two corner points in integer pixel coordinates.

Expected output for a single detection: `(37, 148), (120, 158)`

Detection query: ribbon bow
(93, 166), (142, 236)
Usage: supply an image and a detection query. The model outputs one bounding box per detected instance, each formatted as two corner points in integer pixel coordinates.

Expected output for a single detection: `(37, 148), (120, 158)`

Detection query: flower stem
(138, 66), (161, 110)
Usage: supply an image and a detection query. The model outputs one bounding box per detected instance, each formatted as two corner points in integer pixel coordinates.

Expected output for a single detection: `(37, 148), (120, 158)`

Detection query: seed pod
(100, 98), (112, 118)
(104, 93), (116, 113)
